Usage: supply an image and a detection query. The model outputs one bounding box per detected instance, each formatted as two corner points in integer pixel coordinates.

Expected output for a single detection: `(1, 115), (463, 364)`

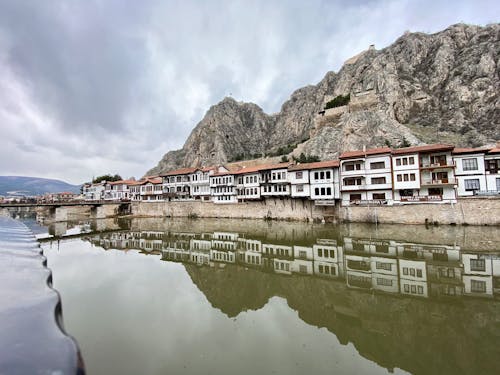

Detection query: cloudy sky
(0, 0), (496, 184)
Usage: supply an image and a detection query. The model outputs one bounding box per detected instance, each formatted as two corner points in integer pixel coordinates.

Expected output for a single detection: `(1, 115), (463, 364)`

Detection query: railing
(474, 190), (500, 196)
(421, 178), (456, 186)
(350, 199), (387, 206)
(400, 195), (442, 202)
(420, 162), (455, 169)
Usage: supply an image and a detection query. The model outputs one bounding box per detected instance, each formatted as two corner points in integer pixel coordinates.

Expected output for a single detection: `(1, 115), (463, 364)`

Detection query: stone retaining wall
(338, 197), (500, 225)
(131, 197), (500, 226)
(131, 198), (335, 222)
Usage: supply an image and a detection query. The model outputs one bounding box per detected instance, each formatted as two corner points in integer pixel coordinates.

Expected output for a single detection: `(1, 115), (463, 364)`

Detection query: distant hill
(0, 176), (81, 196)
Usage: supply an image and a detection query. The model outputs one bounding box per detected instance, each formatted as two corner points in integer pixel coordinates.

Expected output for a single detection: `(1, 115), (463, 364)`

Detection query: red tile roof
(109, 179), (137, 185)
(488, 148), (500, 154)
(288, 160), (339, 171)
(391, 144), (454, 155)
(131, 177), (163, 185)
(160, 167), (198, 177)
(452, 147), (491, 155)
(340, 147), (392, 159)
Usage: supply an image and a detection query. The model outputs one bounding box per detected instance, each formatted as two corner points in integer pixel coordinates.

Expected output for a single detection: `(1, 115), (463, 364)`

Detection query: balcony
(400, 195), (442, 202)
(341, 184), (366, 191)
(420, 162), (455, 170)
(421, 178), (456, 186)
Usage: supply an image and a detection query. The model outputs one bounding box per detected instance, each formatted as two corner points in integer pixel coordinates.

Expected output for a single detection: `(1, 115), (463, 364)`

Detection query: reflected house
(262, 243), (293, 274)
(398, 244), (428, 297)
(392, 144), (457, 204)
(313, 240), (344, 279)
(210, 232), (238, 264)
(462, 253), (498, 298)
(343, 237), (398, 293)
(291, 246), (314, 275)
(74, 220), (500, 303)
(339, 147), (393, 206)
(425, 245), (464, 298)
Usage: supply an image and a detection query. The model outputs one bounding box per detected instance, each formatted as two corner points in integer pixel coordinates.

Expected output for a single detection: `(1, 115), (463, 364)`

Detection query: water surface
(38, 217), (500, 375)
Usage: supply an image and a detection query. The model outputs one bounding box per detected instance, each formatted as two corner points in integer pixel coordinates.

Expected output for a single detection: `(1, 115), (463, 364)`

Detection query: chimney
(362, 145), (366, 152)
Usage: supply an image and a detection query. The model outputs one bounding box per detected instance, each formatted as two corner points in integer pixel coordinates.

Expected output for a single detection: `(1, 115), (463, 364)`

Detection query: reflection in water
(42, 218), (500, 375)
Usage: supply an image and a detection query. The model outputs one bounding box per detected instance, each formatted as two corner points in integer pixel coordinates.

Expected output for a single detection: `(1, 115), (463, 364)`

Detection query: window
(315, 188), (319, 195)
(326, 187), (332, 195)
(297, 185), (304, 193)
(471, 279), (486, 293)
(462, 158), (478, 171)
(470, 259), (486, 272)
(416, 269), (422, 278)
(318, 265), (323, 273)
(344, 178), (362, 186)
(404, 284), (410, 293)
(376, 262), (392, 271)
(402, 158), (408, 165)
(403, 267), (408, 275)
(410, 173), (416, 181)
(371, 177), (386, 184)
(326, 171), (331, 179)
(314, 172), (319, 179)
(350, 194), (362, 201)
(299, 265), (307, 273)
(296, 171), (303, 179)
(396, 159), (401, 166)
(409, 157), (415, 165)
(317, 249), (323, 257)
(370, 161), (385, 169)
(373, 193), (385, 200)
(464, 179), (480, 192)
(397, 175), (402, 182)
(377, 278), (393, 286)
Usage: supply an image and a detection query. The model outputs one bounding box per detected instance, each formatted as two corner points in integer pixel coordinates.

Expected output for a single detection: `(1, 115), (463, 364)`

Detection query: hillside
(147, 23), (499, 175)
(0, 176), (81, 196)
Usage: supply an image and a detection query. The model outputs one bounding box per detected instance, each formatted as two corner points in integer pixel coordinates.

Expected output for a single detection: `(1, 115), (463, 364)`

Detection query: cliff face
(147, 23), (499, 175)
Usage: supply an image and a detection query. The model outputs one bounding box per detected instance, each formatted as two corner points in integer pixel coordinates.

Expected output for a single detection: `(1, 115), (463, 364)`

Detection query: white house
(233, 166), (262, 201)
(210, 172), (237, 203)
(288, 160), (340, 203)
(138, 177), (163, 201)
(392, 144), (457, 204)
(259, 163), (291, 197)
(484, 145), (500, 193)
(190, 167), (217, 201)
(83, 182), (105, 201)
(161, 167), (198, 201)
(452, 147), (488, 196)
(339, 147), (393, 206)
(104, 180), (134, 201)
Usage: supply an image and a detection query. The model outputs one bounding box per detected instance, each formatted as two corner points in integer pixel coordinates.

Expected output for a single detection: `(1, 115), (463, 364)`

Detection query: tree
(281, 155), (289, 162)
(325, 94), (350, 109)
(93, 174), (122, 183)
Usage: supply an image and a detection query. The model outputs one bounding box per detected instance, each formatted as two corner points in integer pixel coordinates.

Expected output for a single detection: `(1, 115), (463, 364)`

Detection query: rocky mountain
(147, 23), (499, 175)
(0, 176), (81, 196)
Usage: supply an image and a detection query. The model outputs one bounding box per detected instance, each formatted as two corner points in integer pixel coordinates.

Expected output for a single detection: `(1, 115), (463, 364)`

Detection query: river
(25, 216), (500, 375)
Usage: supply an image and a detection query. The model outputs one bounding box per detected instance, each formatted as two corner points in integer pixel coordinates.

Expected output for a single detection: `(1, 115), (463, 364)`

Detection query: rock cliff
(147, 23), (499, 175)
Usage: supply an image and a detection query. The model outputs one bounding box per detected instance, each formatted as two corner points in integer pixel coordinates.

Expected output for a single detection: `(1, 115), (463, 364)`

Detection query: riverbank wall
(130, 197), (500, 226)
